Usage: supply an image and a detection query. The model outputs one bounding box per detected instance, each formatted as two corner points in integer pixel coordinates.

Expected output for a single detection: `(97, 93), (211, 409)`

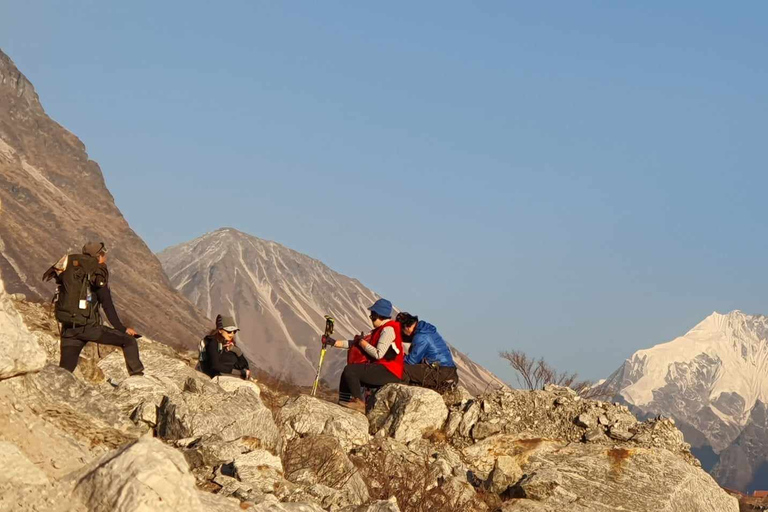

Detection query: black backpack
(45, 254), (101, 327)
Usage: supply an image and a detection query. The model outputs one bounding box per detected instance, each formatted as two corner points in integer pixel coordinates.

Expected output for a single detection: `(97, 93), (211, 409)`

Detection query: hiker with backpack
(42, 242), (144, 375)
(198, 314), (251, 380)
(397, 312), (459, 391)
(324, 298), (404, 412)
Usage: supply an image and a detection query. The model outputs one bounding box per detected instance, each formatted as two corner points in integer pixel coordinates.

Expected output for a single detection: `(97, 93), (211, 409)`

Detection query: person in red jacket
(325, 299), (404, 412)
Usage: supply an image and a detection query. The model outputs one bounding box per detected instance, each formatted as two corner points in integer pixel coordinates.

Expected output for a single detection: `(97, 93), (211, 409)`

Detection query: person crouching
(199, 314), (251, 380)
(397, 312), (459, 391)
(325, 299), (404, 412)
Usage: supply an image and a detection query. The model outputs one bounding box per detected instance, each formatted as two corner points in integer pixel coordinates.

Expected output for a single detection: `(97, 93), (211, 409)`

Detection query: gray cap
(217, 315), (239, 332)
(83, 241), (107, 257)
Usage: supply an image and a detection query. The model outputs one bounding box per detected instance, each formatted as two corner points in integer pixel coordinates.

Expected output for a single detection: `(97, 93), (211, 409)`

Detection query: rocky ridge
(0, 277), (737, 512)
(158, 228), (507, 394)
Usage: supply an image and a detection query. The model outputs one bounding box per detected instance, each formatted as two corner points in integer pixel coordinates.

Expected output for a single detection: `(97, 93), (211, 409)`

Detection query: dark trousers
(339, 363), (402, 402)
(404, 363), (459, 391)
(59, 325), (144, 375)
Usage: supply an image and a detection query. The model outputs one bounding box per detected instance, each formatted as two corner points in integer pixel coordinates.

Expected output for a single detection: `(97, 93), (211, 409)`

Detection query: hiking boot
(340, 398), (366, 414)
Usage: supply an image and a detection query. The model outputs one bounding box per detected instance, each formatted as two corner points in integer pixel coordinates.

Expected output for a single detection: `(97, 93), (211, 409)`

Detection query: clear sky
(2, 2), (766, 383)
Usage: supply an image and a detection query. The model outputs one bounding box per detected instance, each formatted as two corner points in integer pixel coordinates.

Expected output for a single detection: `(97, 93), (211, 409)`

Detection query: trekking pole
(311, 315), (335, 397)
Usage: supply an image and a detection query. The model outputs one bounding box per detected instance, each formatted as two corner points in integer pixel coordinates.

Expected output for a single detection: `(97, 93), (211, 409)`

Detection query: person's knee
(121, 333), (138, 349)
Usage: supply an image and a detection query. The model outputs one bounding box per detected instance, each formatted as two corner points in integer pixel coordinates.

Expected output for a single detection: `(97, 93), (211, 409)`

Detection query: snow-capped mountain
(605, 311), (768, 492)
(158, 228), (508, 395)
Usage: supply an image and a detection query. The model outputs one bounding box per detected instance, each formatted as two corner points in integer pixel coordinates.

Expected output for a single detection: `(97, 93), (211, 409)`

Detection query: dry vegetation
(500, 349), (615, 399)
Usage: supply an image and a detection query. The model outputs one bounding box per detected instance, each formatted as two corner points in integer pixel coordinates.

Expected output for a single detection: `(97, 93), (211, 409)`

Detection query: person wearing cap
(48, 241), (144, 376)
(325, 298), (405, 412)
(199, 314), (251, 379)
(396, 312), (459, 391)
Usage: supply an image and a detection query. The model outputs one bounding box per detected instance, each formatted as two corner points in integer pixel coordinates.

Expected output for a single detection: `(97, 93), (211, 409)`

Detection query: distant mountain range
(158, 228), (508, 395)
(605, 311), (768, 492)
(0, 49), (207, 349)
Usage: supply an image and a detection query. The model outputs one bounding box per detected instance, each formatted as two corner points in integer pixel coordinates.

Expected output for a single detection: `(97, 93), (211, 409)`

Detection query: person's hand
(245, 369), (252, 380)
(125, 327), (138, 337)
(322, 335), (335, 346)
(353, 332), (368, 346)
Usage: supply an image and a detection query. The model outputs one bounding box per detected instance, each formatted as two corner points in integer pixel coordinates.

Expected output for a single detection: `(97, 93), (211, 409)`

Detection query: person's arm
(231, 346), (251, 378)
(326, 337), (350, 349)
(405, 333), (428, 365)
(360, 326), (396, 360)
(94, 286), (127, 333)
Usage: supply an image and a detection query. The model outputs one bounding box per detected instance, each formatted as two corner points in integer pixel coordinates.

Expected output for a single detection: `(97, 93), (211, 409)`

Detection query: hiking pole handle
(312, 315), (335, 397)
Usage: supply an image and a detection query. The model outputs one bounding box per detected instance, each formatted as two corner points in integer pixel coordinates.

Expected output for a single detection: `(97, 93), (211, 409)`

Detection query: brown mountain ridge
(0, 49), (208, 348)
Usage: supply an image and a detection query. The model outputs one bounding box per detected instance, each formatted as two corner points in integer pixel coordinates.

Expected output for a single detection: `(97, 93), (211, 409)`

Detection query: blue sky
(2, 2), (767, 382)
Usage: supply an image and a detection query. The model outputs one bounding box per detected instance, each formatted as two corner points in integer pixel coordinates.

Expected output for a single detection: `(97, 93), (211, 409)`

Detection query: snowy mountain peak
(605, 309), (768, 491)
(613, 310), (768, 413)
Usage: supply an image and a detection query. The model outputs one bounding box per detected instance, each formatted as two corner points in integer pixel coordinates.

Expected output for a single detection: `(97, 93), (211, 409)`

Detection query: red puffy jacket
(346, 321), (404, 379)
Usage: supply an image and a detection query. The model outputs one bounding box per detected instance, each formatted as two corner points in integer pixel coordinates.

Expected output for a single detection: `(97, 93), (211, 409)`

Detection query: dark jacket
(201, 335), (249, 378)
(404, 321), (456, 367)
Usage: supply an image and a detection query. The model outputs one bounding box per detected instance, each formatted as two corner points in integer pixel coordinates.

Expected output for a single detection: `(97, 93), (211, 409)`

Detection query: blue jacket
(404, 321), (456, 367)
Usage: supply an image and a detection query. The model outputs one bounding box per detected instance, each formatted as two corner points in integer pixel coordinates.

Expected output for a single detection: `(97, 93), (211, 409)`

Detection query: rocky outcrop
(156, 381), (281, 453)
(0, 278), (46, 380)
(73, 437), (207, 512)
(368, 385), (448, 443)
(276, 396), (370, 452)
(494, 442), (736, 511)
(0, 288), (739, 512)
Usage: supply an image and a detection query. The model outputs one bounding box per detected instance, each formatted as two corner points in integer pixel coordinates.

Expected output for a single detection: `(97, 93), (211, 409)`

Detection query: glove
(322, 335), (335, 346)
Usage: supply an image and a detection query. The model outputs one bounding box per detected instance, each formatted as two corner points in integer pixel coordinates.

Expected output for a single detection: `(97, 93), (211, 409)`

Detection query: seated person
(198, 314), (251, 380)
(397, 312), (459, 390)
(326, 299), (404, 412)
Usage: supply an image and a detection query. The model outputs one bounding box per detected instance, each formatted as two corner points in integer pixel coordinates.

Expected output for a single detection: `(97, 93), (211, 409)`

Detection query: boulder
(214, 375), (262, 397)
(99, 342), (208, 390)
(232, 449), (285, 493)
(487, 455), (523, 494)
(157, 385), (281, 453)
(462, 435), (550, 481)
(449, 387), (694, 465)
(73, 436), (207, 512)
(3, 365), (139, 451)
(0, 280), (46, 380)
(110, 374), (178, 428)
(179, 433), (264, 472)
(276, 396), (370, 452)
(368, 384), (448, 443)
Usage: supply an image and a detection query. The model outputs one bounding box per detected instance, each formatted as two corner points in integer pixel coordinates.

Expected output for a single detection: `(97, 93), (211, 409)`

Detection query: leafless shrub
(283, 435), (358, 491)
(500, 349), (613, 399)
(351, 449), (494, 512)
